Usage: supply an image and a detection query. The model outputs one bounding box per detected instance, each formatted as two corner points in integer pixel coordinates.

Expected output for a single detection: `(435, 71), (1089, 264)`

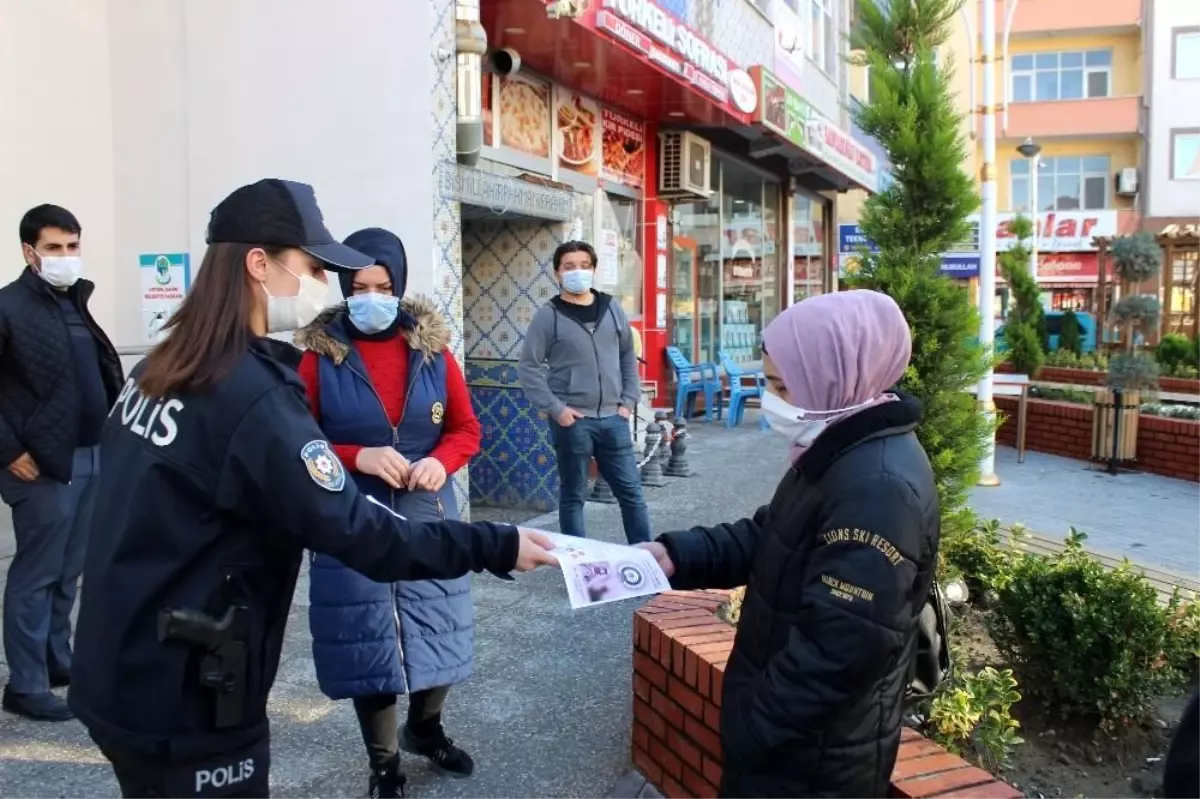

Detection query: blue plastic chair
(665, 346), (722, 422)
(719, 350), (765, 429)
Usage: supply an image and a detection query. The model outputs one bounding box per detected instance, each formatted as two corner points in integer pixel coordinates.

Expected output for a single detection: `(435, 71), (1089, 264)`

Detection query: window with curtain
(1010, 49), (1112, 103)
(1010, 155), (1110, 211)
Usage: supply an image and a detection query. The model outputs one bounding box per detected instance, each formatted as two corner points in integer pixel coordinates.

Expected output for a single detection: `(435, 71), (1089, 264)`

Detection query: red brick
(668, 675), (706, 718)
(633, 673), (650, 703)
(892, 766), (998, 798)
(633, 697), (668, 741)
(650, 686), (686, 730)
(632, 744), (661, 786)
(633, 721), (650, 752)
(684, 648), (700, 687)
(672, 624), (736, 643)
(680, 764), (719, 799)
(891, 753), (973, 781)
(668, 727), (704, 771)
(661, 774), (687, 799)
(697, 654), (712, 698)
(692, 640), (734, 666)
(701, 755), (722, 786)
(711, 668), (724, 707)
(896, 739), (945, 761)
(634, 651), (669, 690)
(684, 712), (723, 759)
(900, 726), (923, 743)
(634, 616), (650, 652)
(930, 780), (1024, 799)
(650, 735), (683, 780)
(703, 700), (720, 730)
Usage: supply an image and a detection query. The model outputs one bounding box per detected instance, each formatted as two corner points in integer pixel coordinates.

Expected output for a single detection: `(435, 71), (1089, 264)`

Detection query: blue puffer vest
(300, 298), (473, 699)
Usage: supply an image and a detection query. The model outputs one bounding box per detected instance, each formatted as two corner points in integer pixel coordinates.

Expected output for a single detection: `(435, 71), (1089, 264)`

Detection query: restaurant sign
(437, 162), (573, 222)
(595, 0), (754, 112)
(752, 67), (878, 193)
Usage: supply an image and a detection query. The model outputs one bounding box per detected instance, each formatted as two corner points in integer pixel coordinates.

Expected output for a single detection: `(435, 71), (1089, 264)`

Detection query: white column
(977, 0), (1001, 487)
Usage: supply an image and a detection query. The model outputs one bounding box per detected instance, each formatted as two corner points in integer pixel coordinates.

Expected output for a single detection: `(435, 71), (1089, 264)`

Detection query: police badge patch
(430, 401), (445, 425)
(300, 440), (346, 492)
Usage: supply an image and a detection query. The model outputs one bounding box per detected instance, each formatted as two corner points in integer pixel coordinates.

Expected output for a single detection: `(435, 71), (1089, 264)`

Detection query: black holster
(158, 606), (250, 729)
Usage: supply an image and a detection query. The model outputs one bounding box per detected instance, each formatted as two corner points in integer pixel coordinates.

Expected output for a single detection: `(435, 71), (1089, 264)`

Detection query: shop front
(468, 0), (756, 508)
(980, 210), (1117, 319)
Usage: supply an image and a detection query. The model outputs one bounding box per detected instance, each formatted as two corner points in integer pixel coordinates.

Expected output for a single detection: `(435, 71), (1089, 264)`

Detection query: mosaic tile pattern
(430, 0), (471, 517)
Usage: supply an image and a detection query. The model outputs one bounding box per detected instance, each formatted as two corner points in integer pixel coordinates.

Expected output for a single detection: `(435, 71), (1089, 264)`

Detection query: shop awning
(746, 66), (879, 194)
(482, 0), (757, 127)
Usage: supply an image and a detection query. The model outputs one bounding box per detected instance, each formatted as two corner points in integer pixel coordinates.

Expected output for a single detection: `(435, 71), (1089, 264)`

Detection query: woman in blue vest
(296, 227), (481, 799)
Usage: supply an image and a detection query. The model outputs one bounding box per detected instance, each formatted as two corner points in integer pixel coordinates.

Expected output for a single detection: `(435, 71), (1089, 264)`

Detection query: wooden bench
(632, 592), (1021, 799)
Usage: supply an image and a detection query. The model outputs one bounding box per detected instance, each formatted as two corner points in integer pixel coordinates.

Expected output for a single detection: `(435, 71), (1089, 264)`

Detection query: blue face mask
(561, 269), (595, 295)
(347, 292), (400, 334)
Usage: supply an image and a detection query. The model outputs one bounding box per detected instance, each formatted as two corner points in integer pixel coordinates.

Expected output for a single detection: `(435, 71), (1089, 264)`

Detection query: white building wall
(1, 0), (437, 349)
(1145, 0), (1200, 218)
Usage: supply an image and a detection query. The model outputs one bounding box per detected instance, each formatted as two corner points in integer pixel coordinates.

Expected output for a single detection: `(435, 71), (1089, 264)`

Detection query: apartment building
(1140, 0), (1199, 340)
(944, 0), (1148, 317)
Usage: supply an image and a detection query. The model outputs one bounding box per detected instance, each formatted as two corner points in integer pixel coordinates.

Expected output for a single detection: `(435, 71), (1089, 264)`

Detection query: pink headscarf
(761, 290), (912, 450)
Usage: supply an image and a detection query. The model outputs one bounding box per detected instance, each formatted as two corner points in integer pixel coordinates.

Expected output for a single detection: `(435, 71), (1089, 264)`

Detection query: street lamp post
(1017, 137), (1042, 279)
(976, 0), (1001, 487)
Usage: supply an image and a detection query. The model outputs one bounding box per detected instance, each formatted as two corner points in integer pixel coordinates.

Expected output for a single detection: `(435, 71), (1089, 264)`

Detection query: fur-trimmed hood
(294, 294), (450, 365)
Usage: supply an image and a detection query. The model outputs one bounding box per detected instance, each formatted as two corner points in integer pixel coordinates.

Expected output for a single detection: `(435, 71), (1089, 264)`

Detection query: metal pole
(1029, 155), (1039, 279)
(978, 0), (1001, 487)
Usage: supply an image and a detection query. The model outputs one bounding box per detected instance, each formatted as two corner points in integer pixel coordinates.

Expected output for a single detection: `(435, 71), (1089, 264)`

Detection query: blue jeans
(549, 414), (651, 544)
(0, 445), (99, 693)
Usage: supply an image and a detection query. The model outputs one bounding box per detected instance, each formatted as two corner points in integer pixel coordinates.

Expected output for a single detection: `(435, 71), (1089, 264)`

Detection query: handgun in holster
(157, 605), (250, 729)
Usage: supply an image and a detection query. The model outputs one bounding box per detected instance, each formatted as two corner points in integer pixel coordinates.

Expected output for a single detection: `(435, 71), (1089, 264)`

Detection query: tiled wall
(463, 219), (567, 511)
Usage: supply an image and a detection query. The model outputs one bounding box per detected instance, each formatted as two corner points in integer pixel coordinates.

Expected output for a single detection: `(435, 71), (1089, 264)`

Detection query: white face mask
(760, 390), (881, 449)
(263, 263), (328, 333)
(35, 255), (84, 288)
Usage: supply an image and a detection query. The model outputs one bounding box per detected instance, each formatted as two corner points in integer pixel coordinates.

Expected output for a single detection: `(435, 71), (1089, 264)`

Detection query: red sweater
(298, 337), (481, 474)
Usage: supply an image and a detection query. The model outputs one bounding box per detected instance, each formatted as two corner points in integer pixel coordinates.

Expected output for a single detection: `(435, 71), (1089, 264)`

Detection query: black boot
(367, 760), (406, 799)
(400, 719), (474, 778)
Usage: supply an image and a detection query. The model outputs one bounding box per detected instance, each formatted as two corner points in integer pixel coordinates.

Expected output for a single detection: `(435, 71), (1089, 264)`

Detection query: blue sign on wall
(839, 224), (979, 279)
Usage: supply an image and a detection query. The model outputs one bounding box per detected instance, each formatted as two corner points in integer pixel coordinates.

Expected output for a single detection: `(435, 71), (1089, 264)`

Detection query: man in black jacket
(0, 205), (123, 721)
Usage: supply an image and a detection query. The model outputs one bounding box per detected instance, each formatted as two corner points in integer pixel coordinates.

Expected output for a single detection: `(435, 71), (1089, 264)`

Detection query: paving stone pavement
(0, 416), (1196, 797)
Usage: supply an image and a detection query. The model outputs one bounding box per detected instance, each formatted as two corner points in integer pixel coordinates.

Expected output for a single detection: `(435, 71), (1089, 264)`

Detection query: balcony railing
(1002, 95), (1141, 140)
(986, 0), (1141, 38)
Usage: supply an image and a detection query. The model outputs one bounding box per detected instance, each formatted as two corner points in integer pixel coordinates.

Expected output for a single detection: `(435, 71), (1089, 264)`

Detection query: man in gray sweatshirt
(517, 241), (651, 544)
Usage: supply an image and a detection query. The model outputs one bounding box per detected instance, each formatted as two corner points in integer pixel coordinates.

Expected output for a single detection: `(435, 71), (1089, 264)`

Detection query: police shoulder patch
(300, 440), (346, 492)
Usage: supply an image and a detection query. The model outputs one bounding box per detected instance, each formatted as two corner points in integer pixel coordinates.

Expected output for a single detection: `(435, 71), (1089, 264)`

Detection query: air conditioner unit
(1116, 167), (1139, 196)
(659, 131), (712, 200)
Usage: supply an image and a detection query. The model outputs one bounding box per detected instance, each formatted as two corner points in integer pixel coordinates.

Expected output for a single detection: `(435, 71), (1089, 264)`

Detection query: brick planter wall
(994, 397), (1200, 482)
(996, 362), (1200, 395)
(632, 592), (1021, 799)
(995, 397), (1093, 461)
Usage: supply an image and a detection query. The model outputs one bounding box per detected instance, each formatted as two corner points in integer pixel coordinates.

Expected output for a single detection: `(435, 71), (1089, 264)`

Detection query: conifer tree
(849, 0), (992, 532)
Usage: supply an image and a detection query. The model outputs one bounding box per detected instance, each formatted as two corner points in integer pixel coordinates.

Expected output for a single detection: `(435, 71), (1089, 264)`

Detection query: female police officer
(66, 179), (558, 798)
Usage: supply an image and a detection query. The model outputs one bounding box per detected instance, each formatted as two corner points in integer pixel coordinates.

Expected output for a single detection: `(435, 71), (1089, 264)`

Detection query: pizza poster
(601, 108), (645, 188)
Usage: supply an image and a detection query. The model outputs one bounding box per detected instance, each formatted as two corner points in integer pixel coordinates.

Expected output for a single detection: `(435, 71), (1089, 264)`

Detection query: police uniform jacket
(68, 339), (521, 763)
(658, 394), (939, 798)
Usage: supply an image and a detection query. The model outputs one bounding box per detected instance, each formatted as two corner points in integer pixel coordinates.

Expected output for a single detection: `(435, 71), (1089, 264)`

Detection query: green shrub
(1164, 588), (1200, 678)
(1110, 232), (1164, 284)
(940, 516), (1027, 595)
(1058, 310), (1083, 356)
(1107, 351), (1160, 391)
(1157, 333), (1195, 376)
(997, 216), (1046, 377)
(990, 529), (1182, 730)
(928, 665), (1024, 772)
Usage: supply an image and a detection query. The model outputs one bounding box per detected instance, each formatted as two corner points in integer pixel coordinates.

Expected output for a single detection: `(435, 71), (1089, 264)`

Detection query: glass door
(670, 236), (697, 359)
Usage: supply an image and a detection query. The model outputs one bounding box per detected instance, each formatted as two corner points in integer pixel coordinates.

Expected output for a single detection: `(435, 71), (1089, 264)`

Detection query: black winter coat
(659, 395), (939, 798)
(0, 268), (123, 482)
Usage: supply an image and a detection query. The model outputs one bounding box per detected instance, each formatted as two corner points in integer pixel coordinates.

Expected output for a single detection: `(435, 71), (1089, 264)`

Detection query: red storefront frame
(480, 0), (753, 401)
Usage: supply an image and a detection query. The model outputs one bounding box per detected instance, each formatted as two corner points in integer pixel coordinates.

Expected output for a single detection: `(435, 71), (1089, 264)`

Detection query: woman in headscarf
(639, 289), (940, 798)
(295, 228), (480, 799)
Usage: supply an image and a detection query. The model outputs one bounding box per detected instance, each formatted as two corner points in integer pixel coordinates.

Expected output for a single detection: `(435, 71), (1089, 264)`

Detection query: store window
(792, 192), (826, 301)
(1168, 249), (1198, 338)
(670, 157), (781, 366)
(1011, 155), (1109, 212)
(1010, 50), (1112, 102)
(1171, 129), (1200, 181)
(595, 192), (643, 319)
